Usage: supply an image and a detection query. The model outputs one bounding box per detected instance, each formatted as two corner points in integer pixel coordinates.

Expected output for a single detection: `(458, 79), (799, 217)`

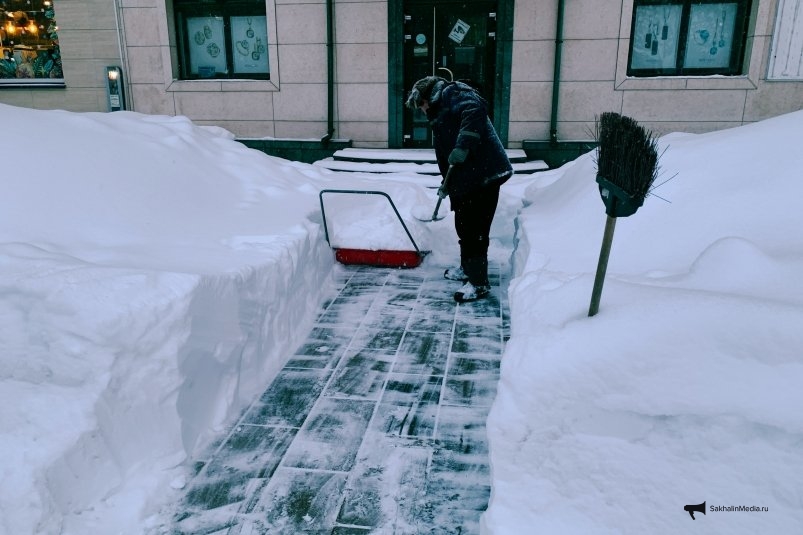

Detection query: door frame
(388, 0), (514, 148)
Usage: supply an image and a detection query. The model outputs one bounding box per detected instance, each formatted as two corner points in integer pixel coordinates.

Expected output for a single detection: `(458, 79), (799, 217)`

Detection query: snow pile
(484, 110), (803, 533)
(0, 104), (446, 534)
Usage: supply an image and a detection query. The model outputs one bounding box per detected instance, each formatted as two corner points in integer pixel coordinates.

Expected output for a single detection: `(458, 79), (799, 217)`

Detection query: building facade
(2, 0), (801, 161)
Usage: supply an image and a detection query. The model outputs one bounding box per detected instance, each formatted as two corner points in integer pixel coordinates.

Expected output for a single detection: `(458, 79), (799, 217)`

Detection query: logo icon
(684, 501), (706, 520)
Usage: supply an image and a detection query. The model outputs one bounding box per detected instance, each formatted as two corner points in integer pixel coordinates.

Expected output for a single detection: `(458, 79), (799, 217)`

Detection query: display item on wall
(230, 15), (268, 74)
(187, 16), (227, 77)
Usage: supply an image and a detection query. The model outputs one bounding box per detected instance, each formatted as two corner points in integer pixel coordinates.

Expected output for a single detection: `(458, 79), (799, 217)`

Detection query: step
(332, 147), (530, 164)
(313, 157), (548, 176)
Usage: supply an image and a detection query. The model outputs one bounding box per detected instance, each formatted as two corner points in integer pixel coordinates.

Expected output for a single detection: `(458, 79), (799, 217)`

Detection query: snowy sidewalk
(163, 261), (509, 534)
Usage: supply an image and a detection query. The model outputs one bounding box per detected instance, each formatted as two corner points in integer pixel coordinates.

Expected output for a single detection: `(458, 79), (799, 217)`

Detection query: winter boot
(462, 257), (490, 286)
(444, 266), (469, 281)
(454, 282), (491, 303)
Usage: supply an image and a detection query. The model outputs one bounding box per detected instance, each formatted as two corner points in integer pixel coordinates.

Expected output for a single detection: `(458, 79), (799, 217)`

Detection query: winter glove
(448, 147), (468, 165)
(437, 182), (448, 199)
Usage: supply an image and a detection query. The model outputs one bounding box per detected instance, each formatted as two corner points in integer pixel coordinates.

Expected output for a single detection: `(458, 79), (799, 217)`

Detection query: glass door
(403, 1), (497, 148)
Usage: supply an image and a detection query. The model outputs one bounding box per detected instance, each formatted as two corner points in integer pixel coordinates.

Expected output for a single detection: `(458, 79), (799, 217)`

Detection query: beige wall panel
(175, 91), (275, 121)
(276, 0), (324, 4)
(58, 30), (121, 61)
(744, 83), (803, 122)
(337, 83), (387, 121)
(273, 120), (328, 138)
(275, 3), (326, 45)
(126, 46), (167, 84)
(508, 121), (550, 143)
(52, 0), (116, 30)
(33, 89), (105, 112)
(509, 81), (553, 121)
(278, 44), (328, 83)
(0, 92), (34, 108)
(130, 83), (177, 115)
(639, 121), (745, 136)
(561, 39), (618, 82)
(335, 2), (387, 44)
(273, 83), (328, 120)
(513, 0), (556, 41)
(62, 59), (113, 89)
(337, 120), (388, 143)
(122, 7), (163, 46)
(199, 120), (276, 138)
(121, 0), (160, 8)
(336, 44), (388, 83)
(564, 0), (622, 40)
(511, 41), (554, 82)
(558, 81), (623, 121)
(622, 90), (747, 122)
(555, 121), (600, 141)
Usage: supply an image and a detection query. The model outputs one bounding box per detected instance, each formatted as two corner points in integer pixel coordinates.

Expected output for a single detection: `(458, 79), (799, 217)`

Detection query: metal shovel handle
(432, 166), (455, 220)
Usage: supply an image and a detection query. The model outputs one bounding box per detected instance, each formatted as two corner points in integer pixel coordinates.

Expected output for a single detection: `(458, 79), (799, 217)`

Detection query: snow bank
(484, 110), (803, 533)
(0, 105), (334, 533)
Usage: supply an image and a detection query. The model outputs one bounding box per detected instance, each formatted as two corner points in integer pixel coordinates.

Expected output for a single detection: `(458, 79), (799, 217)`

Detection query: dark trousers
(451, 184), (500, 286)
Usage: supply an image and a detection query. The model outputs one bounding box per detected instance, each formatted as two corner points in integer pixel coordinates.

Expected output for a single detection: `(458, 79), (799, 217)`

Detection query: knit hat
(405, 76), (446, 110)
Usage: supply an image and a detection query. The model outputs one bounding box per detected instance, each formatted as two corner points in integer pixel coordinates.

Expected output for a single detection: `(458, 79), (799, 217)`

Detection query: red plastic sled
(319, 189), (428, 269)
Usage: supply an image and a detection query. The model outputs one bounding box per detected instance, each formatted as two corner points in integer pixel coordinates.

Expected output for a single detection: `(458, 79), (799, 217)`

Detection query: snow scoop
(319, 189), (428, 268)
(416, 165), (454, 222)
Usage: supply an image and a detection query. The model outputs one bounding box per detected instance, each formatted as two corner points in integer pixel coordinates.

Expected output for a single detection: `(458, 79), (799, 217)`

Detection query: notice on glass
(448, 19), (471, 44)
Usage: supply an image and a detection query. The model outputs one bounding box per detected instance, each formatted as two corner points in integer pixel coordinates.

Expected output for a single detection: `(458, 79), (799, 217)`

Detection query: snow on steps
(313, 148), (549, 176)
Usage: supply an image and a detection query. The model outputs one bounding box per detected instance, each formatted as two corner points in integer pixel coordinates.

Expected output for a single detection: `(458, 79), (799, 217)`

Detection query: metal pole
(588, 214), (616, 316)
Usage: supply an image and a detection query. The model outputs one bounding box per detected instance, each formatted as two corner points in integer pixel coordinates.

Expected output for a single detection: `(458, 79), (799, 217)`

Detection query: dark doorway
(402, 1), (498, 148)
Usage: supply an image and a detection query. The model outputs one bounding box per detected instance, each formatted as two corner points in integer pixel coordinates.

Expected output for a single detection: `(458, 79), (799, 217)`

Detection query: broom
(588, 112), (659, 316)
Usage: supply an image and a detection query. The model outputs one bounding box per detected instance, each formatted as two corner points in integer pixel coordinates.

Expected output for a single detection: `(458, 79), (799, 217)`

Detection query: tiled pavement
(163, 260), (510, 534)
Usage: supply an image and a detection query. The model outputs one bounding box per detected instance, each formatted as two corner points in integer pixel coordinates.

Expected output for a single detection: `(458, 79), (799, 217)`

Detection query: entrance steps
(313, 148), (548, 175)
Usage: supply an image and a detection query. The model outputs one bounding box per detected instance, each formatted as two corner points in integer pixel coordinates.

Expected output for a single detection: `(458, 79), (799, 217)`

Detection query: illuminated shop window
(627, 0), (751, 76)
(0, 0), (62, 85)
(174, 0), (269, 80)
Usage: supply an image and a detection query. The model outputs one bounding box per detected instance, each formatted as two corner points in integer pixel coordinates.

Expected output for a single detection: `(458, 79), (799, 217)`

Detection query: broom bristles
(595, 112), (659, 200)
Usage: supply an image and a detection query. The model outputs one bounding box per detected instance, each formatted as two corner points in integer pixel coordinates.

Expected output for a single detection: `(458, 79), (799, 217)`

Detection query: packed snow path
(160, 261), (510, 534)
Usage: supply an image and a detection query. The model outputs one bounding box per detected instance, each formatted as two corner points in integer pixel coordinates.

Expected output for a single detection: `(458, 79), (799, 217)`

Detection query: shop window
(0, 0), (63, 85)
(174, 0), (269, 80)
(627, 0), (751, 77)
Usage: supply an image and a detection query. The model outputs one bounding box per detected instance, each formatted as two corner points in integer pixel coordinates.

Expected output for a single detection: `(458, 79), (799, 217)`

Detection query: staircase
(313, 148), (548, 176)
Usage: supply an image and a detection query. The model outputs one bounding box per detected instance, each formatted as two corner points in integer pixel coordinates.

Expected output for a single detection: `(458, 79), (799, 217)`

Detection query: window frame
(626, 0), (752, 77)
(174, 0), (270, 81)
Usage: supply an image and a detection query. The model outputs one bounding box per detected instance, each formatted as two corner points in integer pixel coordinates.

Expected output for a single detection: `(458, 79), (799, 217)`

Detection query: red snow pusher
(319, 189), (427, 268)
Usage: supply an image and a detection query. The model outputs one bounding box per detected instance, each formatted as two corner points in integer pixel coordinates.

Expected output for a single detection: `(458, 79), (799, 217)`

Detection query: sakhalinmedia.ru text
(710, 505), (769, 513)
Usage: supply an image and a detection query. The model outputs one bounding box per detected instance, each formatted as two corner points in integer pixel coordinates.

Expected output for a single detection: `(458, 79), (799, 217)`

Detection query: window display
(683, 3), (739, 69)
(231, 16), (268, 74)
(174, 0), (269, 80)
(630, 4), (683, 70)
(628, 0), (749, 77)
(0, 0), (62, 83)
(186, 16), (227, 78)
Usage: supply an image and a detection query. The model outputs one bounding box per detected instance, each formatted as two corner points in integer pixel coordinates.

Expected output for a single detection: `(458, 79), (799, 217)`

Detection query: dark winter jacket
(426, 81), (513, 198)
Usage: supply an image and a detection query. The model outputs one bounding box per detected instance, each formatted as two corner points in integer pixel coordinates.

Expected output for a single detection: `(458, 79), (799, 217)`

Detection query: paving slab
(158, 259), (509, 534)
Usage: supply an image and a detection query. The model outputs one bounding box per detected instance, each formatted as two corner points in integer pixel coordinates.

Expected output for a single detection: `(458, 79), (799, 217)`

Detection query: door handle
(437, 67), (454, 81)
